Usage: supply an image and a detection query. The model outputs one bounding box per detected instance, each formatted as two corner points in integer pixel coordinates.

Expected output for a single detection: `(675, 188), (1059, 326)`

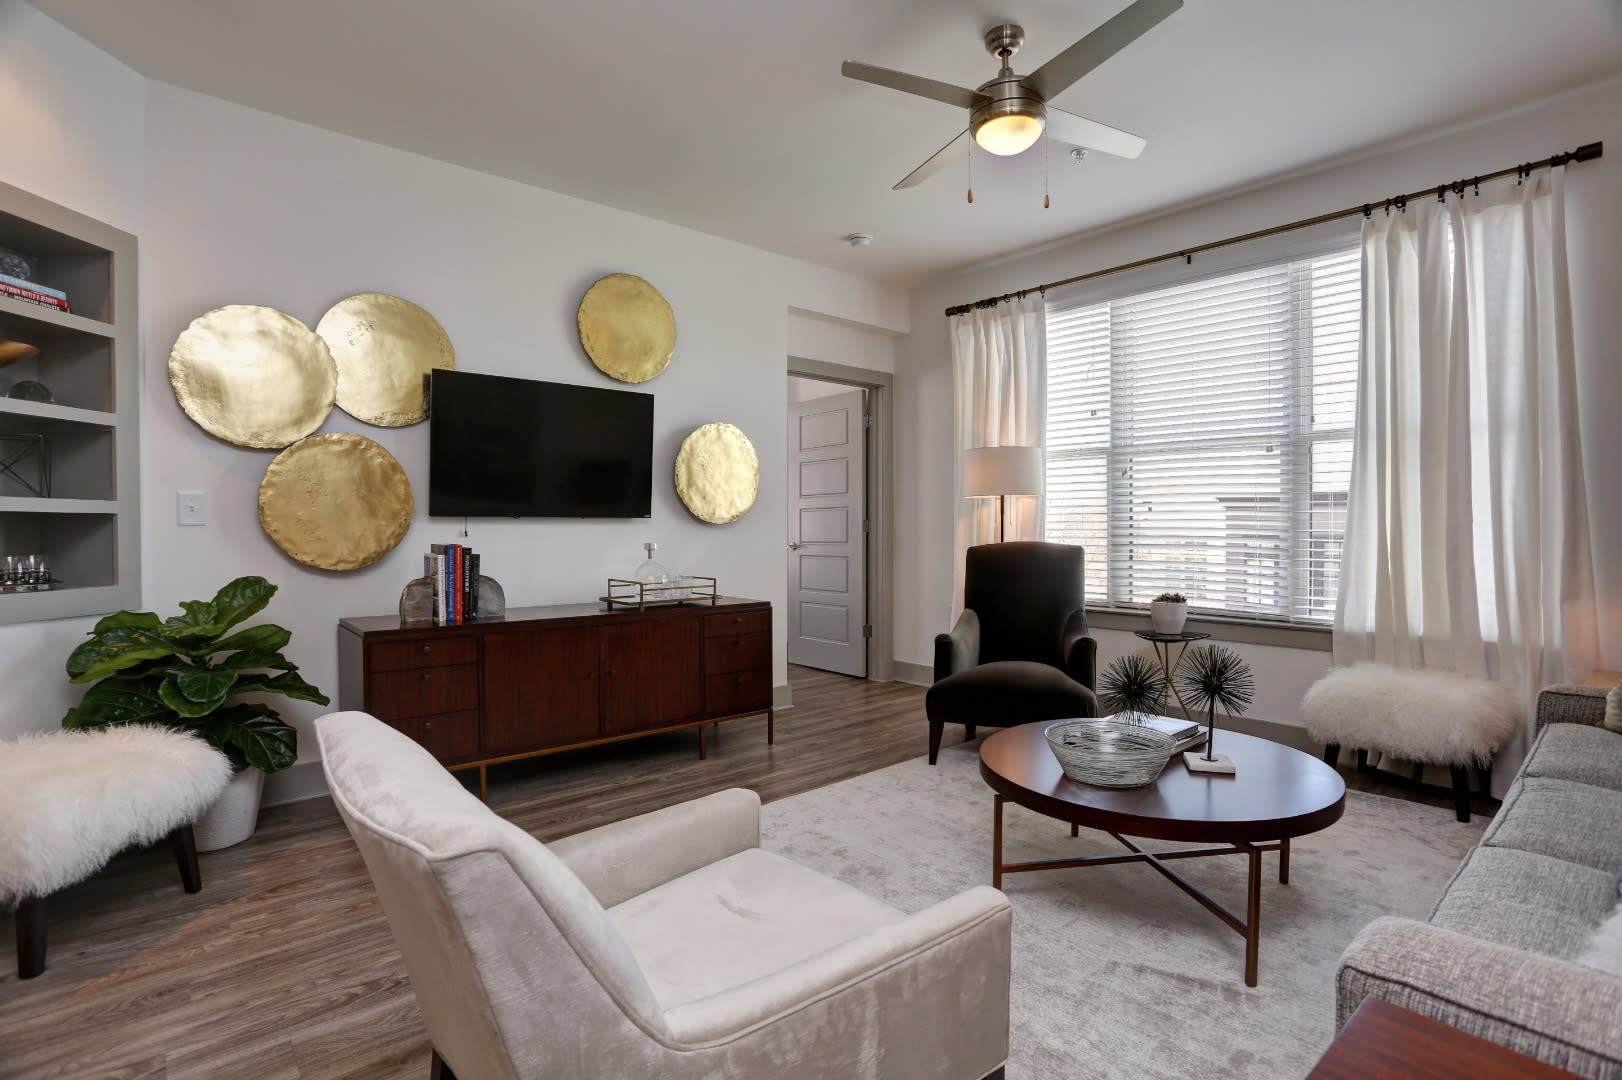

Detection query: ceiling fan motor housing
(973, 26), (1047, 156)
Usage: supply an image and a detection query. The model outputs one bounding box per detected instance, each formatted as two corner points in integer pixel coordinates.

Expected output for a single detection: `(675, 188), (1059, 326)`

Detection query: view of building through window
(1043, 248), (1360, 623)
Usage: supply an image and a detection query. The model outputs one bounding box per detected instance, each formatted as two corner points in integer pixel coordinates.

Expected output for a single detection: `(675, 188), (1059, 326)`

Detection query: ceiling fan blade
(1021, 0), (1183, 101)
(1045, 108), (1147, 159)
(893, 130), (969, 190)
(842, 61), (989, 111)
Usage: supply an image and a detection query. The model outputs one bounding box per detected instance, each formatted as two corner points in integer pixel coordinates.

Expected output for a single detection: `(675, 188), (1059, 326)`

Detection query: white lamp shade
(962, 445), (1044, 498)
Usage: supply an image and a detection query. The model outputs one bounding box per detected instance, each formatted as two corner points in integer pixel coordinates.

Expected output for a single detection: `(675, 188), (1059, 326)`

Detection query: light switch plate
(177, 490), (208, 526)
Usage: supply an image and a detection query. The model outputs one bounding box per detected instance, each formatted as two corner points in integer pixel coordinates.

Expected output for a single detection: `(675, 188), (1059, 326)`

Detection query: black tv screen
(429, 370), (653, 518)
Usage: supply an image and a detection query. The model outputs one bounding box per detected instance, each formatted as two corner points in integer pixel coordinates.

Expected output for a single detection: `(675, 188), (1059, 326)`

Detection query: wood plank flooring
(0, 666), (1494, 1078)
(0, 666), (928, 1080)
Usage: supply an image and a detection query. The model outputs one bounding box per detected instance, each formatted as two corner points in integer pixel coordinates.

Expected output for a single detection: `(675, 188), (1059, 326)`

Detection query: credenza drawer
(370, 636), (478, 672)
(371, 663), (479, 720)
(704, 632), (770, 675)
(388, 710), (480, 763)
(704, 610), (769, 638)
(704, 669), (771, 715)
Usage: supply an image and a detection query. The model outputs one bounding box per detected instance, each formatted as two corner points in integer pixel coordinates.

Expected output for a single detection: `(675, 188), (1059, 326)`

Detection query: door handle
(788, 542), (802, 550)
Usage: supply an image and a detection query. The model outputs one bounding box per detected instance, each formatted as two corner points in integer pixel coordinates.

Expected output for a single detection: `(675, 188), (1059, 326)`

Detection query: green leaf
(160, 599), (226, 640)
(214, 649), (298, 673)
(64, 676), (181, 729)
(174, 666), (238, 703)
(158, 675), (231, 718)
(196, 703), (297, 773)
(92, 610), (163, 635)
(66, 627), (186, 683)
(203, 623), (292, 659)
(232, 669), (330, 706)
(208, 577), (277, 635)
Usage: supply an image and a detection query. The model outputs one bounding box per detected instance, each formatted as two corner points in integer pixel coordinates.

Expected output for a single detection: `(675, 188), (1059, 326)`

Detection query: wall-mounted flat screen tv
(429, 370), (653, 518)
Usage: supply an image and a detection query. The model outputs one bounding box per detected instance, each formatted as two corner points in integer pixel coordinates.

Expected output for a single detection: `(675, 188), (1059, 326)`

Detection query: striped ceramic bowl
(1044, 719), (1178, 788)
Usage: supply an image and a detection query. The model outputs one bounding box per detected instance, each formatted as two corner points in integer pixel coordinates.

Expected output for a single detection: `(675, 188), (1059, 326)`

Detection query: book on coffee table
(1116, 712), (1202, 744)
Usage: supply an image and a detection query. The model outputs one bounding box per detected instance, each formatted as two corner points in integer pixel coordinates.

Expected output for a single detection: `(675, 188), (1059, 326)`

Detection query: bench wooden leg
(170, 824), (202, 893)
(1449, 765), (1471, 823)
(1356, 748), (1370, 772)
(1322, 742), (1340, 768)
(16, 894), (46, 979)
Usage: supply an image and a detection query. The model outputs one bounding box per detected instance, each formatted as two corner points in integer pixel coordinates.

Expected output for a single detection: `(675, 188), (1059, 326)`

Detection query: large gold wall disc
(675, 422), (759, 525)
(169, 305), (337, 449)
(317, 293), (455, 426)
(258, 434), (413, 571)
(577, 273), (676, 383)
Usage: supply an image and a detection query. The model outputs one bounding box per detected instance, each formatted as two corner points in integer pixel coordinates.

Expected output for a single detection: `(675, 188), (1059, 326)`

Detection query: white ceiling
(33, 0), (1622, 283)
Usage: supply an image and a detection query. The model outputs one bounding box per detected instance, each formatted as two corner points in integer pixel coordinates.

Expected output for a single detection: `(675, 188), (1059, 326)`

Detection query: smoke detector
(846, 232), (874, 248)
(1070, 148), (1089, 164)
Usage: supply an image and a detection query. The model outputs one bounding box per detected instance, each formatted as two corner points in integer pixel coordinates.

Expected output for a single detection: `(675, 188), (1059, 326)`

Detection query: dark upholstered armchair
(925, 542), (1098, 764)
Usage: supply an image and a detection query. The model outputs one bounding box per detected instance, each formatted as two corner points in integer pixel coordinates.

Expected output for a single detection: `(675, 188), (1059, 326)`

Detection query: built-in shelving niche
(0, 180), (138, 624)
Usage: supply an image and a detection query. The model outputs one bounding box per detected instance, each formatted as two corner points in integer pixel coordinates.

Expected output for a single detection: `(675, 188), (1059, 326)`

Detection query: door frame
(787, 357), (894, 683)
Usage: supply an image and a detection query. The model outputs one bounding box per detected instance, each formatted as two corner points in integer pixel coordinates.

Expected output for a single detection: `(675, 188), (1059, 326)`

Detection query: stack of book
(1126, 713), (1208, 754)
(426, 543), (482, 625)
(0, 273), (70, 313)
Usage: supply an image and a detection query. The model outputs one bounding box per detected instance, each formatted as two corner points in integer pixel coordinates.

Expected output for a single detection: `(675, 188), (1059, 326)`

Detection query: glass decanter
(633, 542), (685, 601)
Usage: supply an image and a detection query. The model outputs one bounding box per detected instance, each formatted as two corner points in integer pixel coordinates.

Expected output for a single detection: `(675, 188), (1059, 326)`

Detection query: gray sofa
(1336, 684), (1622, 1077)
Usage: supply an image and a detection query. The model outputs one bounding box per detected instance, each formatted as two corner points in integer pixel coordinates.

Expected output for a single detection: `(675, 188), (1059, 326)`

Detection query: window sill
(1085, 607), (1332, 652)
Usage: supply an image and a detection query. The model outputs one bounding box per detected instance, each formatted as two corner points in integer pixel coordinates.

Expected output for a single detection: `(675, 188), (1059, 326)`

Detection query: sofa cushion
(926, 660), (1096, 728)
(608, 847), (904, 1010)
(1480, 776), (1622, 873)
(1522, 723), (1622, 792)
(1429, 846), (1617, 959)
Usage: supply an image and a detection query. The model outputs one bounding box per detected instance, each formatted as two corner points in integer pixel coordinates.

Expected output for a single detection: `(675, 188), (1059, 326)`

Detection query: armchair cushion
(608, 847), (903, 1010)
(926, 660), (1098, 729)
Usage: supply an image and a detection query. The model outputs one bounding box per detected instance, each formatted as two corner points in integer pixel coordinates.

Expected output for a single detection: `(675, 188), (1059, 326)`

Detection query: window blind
(1044, 248), (1359, 624)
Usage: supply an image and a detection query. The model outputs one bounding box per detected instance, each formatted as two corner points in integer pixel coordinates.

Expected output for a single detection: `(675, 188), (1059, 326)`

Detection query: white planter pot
(1149, 602), (1189, 635)
(194, 767), (265, 852)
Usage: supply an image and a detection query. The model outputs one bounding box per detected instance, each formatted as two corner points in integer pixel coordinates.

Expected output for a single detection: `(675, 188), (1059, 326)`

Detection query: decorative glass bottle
(632, 542), (685, 601)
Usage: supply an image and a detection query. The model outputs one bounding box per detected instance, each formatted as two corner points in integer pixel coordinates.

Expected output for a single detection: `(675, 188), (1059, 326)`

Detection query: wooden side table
(1309, 998), (1581, 1079)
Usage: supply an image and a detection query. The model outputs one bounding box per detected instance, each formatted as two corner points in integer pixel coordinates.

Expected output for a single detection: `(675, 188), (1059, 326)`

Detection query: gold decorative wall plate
(0, 340), (39, 366)
(577, 273), (676, 383)
(675, 422), (760, 525)
(169, 305), (337, 449)
(258, 434), (413, 571)
(316, 293), (455, 426)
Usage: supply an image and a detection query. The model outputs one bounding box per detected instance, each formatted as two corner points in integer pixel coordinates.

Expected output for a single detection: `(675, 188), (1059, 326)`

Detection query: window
(1043, 247), (1359, 624)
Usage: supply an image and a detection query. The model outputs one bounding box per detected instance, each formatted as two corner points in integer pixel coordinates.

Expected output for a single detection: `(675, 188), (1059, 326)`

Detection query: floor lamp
(963, 446), (1043, 543)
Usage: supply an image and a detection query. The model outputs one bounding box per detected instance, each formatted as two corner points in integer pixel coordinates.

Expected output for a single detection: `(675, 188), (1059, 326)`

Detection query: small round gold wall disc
(317, 293), (454, 427)
(258, 434), (413, 571)
(169, 305), (337, 449)
(577, 273), (676, 383)
(675, 422), (759, 525)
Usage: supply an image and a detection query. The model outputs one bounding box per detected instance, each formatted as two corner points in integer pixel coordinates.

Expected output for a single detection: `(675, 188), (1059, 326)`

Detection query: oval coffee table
(979, 722), (1346, 986)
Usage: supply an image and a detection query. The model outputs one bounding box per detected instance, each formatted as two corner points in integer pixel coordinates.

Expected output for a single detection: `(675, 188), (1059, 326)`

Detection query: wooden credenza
(338, 598), (773, 798)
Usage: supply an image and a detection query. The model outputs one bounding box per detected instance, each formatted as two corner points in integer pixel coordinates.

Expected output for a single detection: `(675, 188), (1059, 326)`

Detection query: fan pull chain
(1043, 129), (1051, 209)
(967, 137), (974, 204)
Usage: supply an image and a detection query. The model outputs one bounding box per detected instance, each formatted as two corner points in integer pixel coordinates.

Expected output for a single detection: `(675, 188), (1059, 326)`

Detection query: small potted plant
(1149, 591), (1189, 634)
(61, 576), (328, 851)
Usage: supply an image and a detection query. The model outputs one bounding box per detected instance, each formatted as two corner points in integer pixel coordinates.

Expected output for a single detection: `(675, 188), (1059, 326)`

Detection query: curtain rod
(943, 141), (1604, 317)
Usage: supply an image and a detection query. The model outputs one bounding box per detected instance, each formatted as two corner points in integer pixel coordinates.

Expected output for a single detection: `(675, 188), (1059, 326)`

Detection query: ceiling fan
(842, 0), (1182, 193)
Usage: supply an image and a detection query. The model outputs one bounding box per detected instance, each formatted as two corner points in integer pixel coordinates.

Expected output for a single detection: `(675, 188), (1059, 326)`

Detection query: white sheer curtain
(1335, 168), (1599, 764)
(949, 297), (1047, 610)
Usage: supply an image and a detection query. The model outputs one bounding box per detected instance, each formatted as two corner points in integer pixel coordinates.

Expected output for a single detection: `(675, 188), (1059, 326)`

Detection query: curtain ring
(1362, 203), (1372, 219)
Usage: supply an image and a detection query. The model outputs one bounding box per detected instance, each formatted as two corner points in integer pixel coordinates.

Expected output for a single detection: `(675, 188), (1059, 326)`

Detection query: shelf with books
(0, 202), (116, 324)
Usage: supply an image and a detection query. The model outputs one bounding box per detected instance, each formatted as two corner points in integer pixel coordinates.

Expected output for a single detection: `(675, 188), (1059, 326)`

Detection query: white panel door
(788, 388), (866, 676)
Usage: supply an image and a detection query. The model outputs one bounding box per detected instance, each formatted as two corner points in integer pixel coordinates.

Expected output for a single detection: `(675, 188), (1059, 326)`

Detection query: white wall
(787, 309), (897, 374)
(1, 6), (909, 807)
(895, 77), (1622, 731)
(0, 1), (144, 741)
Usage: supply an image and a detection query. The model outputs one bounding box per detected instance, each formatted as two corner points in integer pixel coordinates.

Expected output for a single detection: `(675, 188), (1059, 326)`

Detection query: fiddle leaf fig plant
(62, 576), (328, 773)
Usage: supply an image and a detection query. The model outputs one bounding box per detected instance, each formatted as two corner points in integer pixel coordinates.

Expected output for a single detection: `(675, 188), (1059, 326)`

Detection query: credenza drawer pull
(421, 645), (432, 654)
(421, 672), (431, 683)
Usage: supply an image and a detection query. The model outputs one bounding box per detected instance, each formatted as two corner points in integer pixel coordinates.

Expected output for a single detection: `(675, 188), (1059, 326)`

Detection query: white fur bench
(1301, 663), (1518, 823)
(0, 725), (231, 978)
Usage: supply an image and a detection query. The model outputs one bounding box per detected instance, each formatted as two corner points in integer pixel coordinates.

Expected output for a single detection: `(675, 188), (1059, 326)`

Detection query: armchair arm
(934, 608), (981, 682)
(663, 885), (1011, 1048)
(1535, 684), (1608, 731)
(1060, 608), (1097, 691)
(550, 788), (761, 908)
(1337, 917), (1622, 1074)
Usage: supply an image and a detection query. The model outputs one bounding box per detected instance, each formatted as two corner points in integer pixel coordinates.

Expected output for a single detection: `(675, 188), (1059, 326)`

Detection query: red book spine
(451, 544), (464, 625)
(0, 282), (69, 310)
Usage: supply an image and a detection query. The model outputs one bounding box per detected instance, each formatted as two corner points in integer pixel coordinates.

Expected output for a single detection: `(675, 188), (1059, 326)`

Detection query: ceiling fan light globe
(973, 113), (1044, 156)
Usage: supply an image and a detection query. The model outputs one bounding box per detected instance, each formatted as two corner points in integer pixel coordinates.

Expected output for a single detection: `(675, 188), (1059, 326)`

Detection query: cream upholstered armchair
(317, 712), (1012, 1080)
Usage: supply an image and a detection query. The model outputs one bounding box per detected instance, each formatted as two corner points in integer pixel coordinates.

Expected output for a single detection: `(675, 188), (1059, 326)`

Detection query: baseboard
(773, 683), (794, 711)
(892, 660), (932, 687)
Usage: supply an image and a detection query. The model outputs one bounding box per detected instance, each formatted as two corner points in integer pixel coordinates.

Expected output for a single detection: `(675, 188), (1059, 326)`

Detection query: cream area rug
(759, 739), (1486, 1080)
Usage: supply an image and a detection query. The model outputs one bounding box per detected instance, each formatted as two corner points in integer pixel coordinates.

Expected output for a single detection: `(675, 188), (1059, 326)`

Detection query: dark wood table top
(1308, 998), (1581, 1079)
(978, 721), (1346, 843)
